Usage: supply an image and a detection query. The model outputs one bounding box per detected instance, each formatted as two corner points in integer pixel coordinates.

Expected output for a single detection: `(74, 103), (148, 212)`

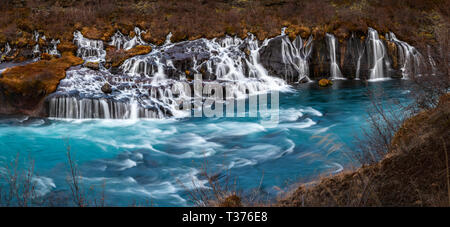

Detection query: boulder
(85, 61), (100, 70)
(101, 83), (112, 94)
(318, 78), (333, 87)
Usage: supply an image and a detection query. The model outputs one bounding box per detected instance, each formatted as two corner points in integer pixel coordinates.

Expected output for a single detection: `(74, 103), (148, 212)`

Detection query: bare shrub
(354, 90), (409, 164)
(0, 154), (48, 207)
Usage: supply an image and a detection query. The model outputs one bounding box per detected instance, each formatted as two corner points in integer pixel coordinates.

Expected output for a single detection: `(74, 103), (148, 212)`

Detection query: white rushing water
(48, 28), (291, 119)
(109, 27), (147, 50)
(280, 34), (313, 82)
(0, 43), (11, 62)
(366, 28), (391, 80)
(45, 27), (426, 119)
(387, 32), (425, 78)
(73, 31), (106, 62)
(325, 33), (344, 80)
(30, 31), (60, 58)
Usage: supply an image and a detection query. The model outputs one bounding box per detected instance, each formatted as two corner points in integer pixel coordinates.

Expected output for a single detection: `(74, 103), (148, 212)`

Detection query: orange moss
(386, 41), (399, 69)
(0, 52), (83, 98)
(40, 53), (53, 60)
(105, 45), (152, 68)
(318, 79), (333, 87)
(58, 41), (77, 53)
(81, 27), (104, 40)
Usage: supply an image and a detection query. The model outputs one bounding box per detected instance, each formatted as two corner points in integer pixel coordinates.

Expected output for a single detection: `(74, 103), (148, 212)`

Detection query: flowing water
(367, 28), (391, 80)
(326, 33), (344, 80)
(0, 80), (412, 206)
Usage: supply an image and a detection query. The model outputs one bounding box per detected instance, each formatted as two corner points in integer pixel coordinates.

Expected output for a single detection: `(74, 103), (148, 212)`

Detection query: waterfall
(366, 28), (390, 80)
(73, 31), (106, 62)
(279, 34), (313, 82)
(33, 44), (40, 57)
(0, 43), (11, 62)
(47, 30), (289, 119)
(109, 27), (147, 50)
(350, 34), (365, 80)
(46, 39), (61, 57)
(5, 43), (11, 54)
(48, 96), (162, 119)
(44, 26), (429, 119)
(326, 33), (344, 79)
(164, 32), (173, 45)
(387, 32), (425, 78)
(33, 31), (40, 42)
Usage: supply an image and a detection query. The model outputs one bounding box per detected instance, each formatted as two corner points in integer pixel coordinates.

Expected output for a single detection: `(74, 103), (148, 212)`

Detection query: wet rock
(85, 61), (100, 70)
(299, 76), (310, 83)
(259, 35), (301, 83)
(101, 83), (112, 94)
(342, 35), (365, 79)
(309, 37), (331, 79)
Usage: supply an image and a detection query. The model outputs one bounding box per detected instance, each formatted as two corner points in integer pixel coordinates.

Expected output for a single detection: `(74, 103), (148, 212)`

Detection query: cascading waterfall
(350, 33), (366, 80)
(0, 43), (11, 62)
(33, 44), (40, 57)
(280, 34), (313, 82)
(46, 39), (61, 57)
(325, 33), (344, 79)
(366, 28), (390, 80)
(47, 65), (178, 119)
(387, 32), (425, 78)
(48, 30), (289, 119)
(73, 31), (106, 62)
(110, 27), (147, 50)
(44, 26), (428, 119)
(120, 32), (288, 98)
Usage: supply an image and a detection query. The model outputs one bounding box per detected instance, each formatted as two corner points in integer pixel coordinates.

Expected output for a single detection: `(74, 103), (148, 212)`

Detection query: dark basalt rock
(342, 35), (365, 79)
(162, 39), (211, 78)
(259, 35), (301, 83)
(101, 83), (112, 94)
(309, 37), (331, 80)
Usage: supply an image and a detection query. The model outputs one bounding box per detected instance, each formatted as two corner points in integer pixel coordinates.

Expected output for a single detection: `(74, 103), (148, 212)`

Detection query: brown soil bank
(278, 93), (450, 207)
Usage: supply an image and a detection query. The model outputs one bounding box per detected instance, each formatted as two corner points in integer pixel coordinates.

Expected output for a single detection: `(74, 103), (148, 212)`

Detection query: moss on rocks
(318, 78), (333, 87)
(105, 45), (152, 68)
(0, 52), (83, 115)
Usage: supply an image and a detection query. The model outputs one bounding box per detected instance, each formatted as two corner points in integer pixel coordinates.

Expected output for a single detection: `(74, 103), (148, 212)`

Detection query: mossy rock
(318, 79), (333, 87)
(85, 61), (100, 70)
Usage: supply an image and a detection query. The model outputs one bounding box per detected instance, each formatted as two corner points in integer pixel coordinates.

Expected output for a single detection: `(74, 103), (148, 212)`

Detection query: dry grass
(0, 0), (447, 47)
(176, 156), (272, 207)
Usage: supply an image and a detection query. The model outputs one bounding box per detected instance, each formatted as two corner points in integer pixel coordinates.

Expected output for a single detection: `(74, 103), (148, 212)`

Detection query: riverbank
(276, 93), (450, 207)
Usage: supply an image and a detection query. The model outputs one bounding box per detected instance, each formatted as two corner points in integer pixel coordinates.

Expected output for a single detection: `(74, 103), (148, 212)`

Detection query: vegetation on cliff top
(0, 0), (447, 46)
